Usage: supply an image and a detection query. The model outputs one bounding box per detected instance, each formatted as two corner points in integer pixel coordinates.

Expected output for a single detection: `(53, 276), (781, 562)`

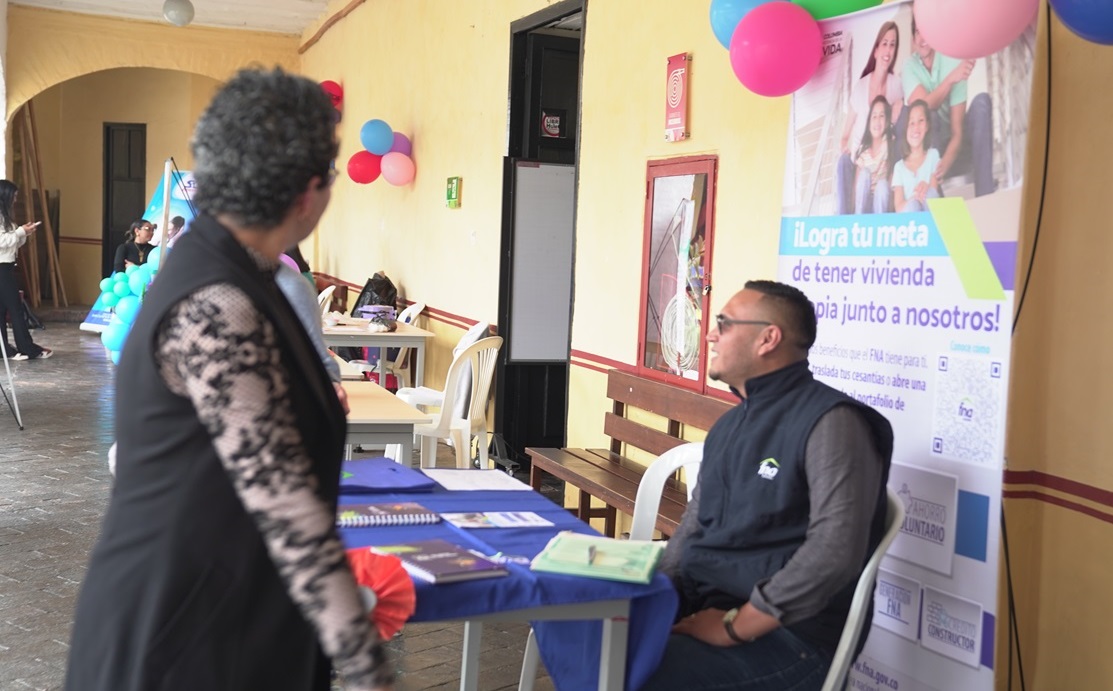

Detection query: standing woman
(66, 68), (392, 691)
(0, 180), (52, 360)
(112, 219), (154, 273)
(835, 21), (904, 214)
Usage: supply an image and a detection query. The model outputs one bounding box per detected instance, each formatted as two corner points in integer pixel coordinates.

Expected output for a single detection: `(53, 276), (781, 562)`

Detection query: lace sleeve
(156, 283), (393, 690)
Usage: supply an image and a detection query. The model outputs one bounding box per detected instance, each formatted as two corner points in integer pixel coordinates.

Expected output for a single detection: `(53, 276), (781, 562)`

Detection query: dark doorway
(102, 123), (147, 276)
(495, 2), (583, 467)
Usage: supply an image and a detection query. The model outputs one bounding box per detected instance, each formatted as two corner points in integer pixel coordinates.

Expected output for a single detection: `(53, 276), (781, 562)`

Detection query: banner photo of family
(778, 2), (1037, 690)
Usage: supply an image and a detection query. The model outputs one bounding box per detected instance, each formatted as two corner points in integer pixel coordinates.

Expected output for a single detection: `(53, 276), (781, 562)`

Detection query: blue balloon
(125, 264), (139, 276)
(128, 272), (147, 297)
(113, 281), (131, 298)
(113, 271), (128, 283)
(360, 119), (394, 155)
(710, 0), (772, 49)
(102, 291), (120, 308)
(147, 246), (163, 270)
(101, 318), (129, 352)
(99, 277), (113, 292)
(1051, 0), (1113, 44)
(115, 295), (141, 324)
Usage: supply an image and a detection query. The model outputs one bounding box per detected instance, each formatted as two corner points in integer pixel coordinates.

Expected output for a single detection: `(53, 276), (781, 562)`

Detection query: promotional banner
(81, 169), (195, 333)
(778, 3), (1036, 689)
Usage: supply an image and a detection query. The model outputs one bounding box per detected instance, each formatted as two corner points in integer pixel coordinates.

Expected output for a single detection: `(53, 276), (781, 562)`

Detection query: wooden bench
(528, 369), (733, 538)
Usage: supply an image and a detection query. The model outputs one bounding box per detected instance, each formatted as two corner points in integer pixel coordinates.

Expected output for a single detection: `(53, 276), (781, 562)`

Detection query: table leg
(415, 343), (425, 387)
(460, 620), (483, 691)
(598, 612), (629, 691)
(377, 346), (387, 388)
(400, 434), (414, 467)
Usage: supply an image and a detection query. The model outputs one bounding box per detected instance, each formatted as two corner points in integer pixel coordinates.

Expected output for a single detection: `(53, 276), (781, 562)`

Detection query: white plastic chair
(393, 336), (502, 469)
(820, 487), (905, 691)
(396, 321), (490, 416)
(316, 284), (336, 318)
(518, 442), (703, 689)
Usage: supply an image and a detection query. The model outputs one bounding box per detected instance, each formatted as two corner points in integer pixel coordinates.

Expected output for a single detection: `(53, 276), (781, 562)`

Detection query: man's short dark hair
(744, 280), (817, 351)
(191, 67), (338, 228)
(170, 215), (185, 228)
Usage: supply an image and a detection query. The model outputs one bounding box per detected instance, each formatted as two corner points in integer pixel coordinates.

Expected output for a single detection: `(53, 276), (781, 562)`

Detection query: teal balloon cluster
(97, 252), (160, 365)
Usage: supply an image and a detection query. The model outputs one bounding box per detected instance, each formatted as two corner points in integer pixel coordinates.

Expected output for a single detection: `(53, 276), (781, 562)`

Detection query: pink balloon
(730, 2), (822, 97)
(390, 133), (412, 157)
(279, 254), (299, 271)
(381, 152), (415, 186)
(913, 0), (1038, 59)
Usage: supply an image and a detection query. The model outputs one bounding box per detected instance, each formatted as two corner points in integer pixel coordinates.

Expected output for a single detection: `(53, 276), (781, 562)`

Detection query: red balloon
(320, 80), (343, 109)
(347, 151), (382, 184)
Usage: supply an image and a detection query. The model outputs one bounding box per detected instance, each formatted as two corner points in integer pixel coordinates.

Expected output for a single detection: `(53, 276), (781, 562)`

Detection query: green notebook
(529, 531), (665, 584)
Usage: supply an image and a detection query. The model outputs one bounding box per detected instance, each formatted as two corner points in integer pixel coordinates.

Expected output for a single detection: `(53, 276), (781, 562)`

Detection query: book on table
(529, 531), (666, 584)
(370, 538), (510, 584)
(441, 511), (554, 529)
(336, 502), (441, 528)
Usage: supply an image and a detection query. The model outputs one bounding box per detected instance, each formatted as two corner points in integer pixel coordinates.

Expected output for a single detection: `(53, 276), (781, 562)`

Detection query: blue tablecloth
(341, 487), (678, 690)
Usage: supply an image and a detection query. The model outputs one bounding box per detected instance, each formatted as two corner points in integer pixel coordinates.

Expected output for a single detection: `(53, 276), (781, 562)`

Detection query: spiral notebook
(336, 502), (441, 528)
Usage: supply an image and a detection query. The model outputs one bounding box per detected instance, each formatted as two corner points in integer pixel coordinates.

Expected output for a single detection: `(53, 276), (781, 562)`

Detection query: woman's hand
(21, 221), (40, 233)
(914, 181), (930, 203)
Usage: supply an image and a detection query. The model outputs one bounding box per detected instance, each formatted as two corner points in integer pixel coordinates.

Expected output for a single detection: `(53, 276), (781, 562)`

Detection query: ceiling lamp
(163, 0), (195, 27)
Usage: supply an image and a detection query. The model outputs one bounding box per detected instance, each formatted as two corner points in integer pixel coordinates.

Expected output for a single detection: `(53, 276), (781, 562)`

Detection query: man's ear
(756, 324), (784, 356)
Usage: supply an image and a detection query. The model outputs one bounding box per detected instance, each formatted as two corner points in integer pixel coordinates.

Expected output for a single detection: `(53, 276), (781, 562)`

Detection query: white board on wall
(508, 162), (575, 362)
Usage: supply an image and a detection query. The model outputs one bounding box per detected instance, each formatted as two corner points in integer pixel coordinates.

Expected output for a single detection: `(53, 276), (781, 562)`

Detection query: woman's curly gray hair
(190, 67), (338, 228)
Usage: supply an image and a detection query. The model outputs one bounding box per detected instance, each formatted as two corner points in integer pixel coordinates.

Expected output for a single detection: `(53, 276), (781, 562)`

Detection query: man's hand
(672, 608), (736, 647)
(334, 382), (350, 414)
(947, 59), (975, 86)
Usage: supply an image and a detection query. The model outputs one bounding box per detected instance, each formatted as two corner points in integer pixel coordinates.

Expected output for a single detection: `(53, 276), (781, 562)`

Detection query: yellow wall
(997, 9), (1113, 688)
(28, 69), (220, 303)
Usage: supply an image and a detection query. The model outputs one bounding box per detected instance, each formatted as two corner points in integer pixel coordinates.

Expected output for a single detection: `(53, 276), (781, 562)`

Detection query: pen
(587, 545), (597, 565)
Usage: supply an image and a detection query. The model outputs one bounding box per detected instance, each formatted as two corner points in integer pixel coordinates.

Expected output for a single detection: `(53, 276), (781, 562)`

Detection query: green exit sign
(446, 176), (462, 208)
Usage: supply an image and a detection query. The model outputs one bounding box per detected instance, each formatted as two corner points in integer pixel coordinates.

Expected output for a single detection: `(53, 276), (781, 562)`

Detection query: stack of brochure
(529, 531), (665, 584)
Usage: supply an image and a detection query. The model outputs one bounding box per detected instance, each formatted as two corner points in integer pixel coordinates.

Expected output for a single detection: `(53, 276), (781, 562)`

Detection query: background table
(341, 483), (678, 690)
(323, 321), (434, 387)
(343, 381), (430, 462)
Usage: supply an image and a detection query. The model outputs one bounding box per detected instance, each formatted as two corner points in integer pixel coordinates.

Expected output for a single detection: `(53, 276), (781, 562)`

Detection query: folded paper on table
(422, 468), (531, 491)
(372, 538), (510, 584)
(337, 502), (441, 528)
(340, 457), (436, 494)
(530, 531), (666, 584)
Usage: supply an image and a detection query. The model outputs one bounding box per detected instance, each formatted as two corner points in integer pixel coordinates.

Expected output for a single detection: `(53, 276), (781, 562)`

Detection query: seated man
(902, 17), (995, 197)
(644, 280), (893, 690)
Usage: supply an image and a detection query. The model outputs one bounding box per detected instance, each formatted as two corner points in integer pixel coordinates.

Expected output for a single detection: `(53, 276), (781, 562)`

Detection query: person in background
(286, 243), (316, 287)
(849, 96), (896, 214)
(165, 215), (186, 246)
(835, 21), (903, 215)
(644, 280), (892, 691)
(275, 259), (349, 413)
(892, 99), (940, 213)
(0, 180), (52, 360)
(112, 219), (154, 273)
(66, 67), (392, 691)
(902, 17), (994, 197)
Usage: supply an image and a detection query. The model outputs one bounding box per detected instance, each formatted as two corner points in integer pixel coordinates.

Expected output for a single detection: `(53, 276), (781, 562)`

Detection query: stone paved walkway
(0, 321), (554, 691)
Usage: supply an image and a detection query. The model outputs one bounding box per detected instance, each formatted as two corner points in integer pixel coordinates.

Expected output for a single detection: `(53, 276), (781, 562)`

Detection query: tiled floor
(0, 319), (554, 690)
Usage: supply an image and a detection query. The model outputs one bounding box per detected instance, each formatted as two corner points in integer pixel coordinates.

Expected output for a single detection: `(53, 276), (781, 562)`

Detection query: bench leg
(604, 505), (617, 538)
(530, 465), (545, 492)
(578, 489), (593, 525)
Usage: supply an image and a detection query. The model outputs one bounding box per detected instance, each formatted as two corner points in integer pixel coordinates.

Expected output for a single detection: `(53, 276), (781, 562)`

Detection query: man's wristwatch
(722, 607), (750, 644)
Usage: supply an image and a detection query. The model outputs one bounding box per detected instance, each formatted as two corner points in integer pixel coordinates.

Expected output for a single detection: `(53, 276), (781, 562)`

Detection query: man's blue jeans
(640, 628), (832, 690)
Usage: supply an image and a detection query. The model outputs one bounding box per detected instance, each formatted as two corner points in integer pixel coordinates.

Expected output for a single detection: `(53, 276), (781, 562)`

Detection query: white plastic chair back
(317, 284), (336, 318)
(449, 322), (490, 420)
(630, 442), (703, 540)
(415, 336), (502, 469)
(386, 302), (426, 387)
(820, 487), (905, 691)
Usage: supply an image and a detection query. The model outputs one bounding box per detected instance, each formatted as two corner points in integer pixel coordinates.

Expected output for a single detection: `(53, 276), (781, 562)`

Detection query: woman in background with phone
(0, 179), (52, 360)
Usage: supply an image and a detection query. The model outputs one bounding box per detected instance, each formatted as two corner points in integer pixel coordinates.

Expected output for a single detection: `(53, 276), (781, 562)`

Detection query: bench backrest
(605, 370), (734, 457)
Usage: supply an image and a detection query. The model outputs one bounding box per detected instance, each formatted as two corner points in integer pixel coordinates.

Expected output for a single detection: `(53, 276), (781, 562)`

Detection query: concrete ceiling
(11, 0), (332, 35)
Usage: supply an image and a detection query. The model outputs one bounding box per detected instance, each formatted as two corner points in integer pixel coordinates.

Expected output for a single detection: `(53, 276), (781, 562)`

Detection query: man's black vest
(679, 360), (893, 653)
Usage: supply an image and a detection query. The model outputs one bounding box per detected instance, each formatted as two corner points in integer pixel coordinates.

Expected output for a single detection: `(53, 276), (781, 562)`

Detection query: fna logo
(757, 458), (780, 481)
(957, 397), (975, 422)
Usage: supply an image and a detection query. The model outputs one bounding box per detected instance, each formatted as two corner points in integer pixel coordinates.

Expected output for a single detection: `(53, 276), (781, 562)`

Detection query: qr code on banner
(930, 355), (1002, 466)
